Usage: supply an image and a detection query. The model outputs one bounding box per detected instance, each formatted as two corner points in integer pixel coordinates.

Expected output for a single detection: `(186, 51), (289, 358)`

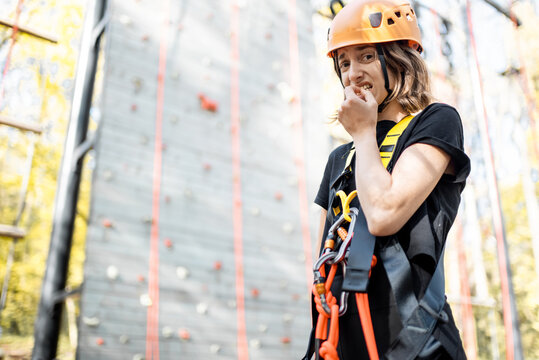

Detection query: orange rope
(312, 227), (378, 359)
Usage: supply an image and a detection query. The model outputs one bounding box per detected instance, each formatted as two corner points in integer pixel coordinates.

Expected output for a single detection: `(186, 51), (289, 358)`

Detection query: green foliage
(0, 0), (86, 357)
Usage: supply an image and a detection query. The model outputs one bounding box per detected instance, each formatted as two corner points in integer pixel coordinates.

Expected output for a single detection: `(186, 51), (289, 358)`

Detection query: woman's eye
(339, 61), (349, 69)
(362, 53), (374, 62)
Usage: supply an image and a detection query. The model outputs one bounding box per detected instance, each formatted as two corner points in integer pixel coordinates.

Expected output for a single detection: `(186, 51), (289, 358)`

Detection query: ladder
(0, 0), (55, 337)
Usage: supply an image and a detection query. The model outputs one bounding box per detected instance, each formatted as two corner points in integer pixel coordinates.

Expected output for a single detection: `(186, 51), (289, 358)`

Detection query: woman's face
(336, 45), (395, 105)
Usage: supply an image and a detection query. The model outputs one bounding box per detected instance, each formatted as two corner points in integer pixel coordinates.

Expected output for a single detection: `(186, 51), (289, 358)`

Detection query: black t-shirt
(313, 103), (470, 358)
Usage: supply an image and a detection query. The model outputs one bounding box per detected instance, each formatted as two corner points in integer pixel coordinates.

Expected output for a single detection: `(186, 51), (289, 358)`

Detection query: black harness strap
(377, 239), (418, 322)
(341, 204), (376, 292)
(381, 235), (448, 360)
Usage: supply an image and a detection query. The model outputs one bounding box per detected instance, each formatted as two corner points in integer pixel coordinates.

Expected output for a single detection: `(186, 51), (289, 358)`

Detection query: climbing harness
(311, 115), (413, 360)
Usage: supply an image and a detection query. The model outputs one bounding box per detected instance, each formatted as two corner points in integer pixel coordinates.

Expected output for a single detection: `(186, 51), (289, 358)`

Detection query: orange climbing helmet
(327, 0), (422, 57)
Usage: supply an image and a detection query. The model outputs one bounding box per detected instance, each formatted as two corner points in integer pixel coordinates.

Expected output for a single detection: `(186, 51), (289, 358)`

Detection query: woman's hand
(337, 85), (378, 137)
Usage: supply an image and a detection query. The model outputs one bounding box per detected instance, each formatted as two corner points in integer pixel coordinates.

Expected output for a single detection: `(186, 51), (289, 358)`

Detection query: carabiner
(339, 291), (349, 316)
(334, 207), (358, 264)
(313, 251), (337, 272)
(335, 190), (358, 222)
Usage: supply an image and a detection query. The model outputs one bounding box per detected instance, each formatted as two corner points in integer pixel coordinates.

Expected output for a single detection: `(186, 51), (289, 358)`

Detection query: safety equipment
(304, 111), (465, 359)
(308, 115), (413, 360)
(327, 0), (422, 57)
(327, 1), (422, 112)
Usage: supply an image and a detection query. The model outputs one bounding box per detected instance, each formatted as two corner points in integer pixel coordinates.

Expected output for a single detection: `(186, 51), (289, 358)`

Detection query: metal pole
(31, 0), (107, 358)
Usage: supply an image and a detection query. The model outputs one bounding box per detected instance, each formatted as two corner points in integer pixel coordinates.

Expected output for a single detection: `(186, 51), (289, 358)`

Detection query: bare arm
(338, 86), (451, 236)
(315, 208), (328, 256)
(353, 135), (450, 236)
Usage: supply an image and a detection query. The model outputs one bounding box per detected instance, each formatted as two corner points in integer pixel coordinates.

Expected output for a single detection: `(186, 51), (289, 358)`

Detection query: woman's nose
(348, 61), (363, 83)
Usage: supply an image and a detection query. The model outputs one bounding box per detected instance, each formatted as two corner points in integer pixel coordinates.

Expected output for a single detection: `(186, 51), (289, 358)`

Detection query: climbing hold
(106, 265), (119, 280)
(258, 324), (268, 333)
(250, 207), (260, 216)
(96, 337), (105, 346)
(119, 15), (132, 26)
(103, 170), (113, 181)
(250, 339), (262, 349)
(162, 326), (174, 338)
(277, 82), (296, 103)
(170, 114), (179, 124)
(119, 334), (129, 344)
(177, 24), (184, 31)
(140, 135), (149, 145)
(178, 328), (191, 340)
(197, 93), (218, 112)
(297, 253), (306, 262)
(176, 266), (189, 279)
(213, 261), (222, 271)
(203, 162), (212, 171)
(283, 313), (293, 323)
(141, 34), (150, 42)
(132, 77), (143, 93)
(184, 188), (193, 198)
(196, 302), (208, 315)
(102, 219), (113, 228)
(288, 176), (298, 186)
(227, 300), (236, 308)
(209, 344), (221, 354)
(133, 354), (144, 360)
(130, 103), (138, 112)
(142, 216), (153, 224)
(164, 195), (171, 203)
(251, 288), (260, 298)
(137, 274), (145, 283)
(274, 191), (283, 201)
(140, 294), (152, 307)
(161, 143), (167, 151)
(163, 238), (173, 249)
(265, 32), (272, 40)
(82, 316), (100, 327)
(281, 336), (291, 344)
(292, 293), (301, 301)
(282, 222), (294, 234)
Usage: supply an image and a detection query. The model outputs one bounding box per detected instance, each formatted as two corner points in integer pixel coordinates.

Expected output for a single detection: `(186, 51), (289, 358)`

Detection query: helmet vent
(406, 13), (413, 21)
(394, 11), (401, 18)
(369, 12), (383, 28)
(387, 18), (395, 25)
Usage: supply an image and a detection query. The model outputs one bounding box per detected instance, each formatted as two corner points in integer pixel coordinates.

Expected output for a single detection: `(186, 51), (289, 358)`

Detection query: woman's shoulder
(416, 102), (462, 123)
(327, 141), (354, 163)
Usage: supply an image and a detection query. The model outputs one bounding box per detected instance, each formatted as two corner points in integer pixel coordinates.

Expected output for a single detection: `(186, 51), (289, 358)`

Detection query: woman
(307, 0), (470, 359)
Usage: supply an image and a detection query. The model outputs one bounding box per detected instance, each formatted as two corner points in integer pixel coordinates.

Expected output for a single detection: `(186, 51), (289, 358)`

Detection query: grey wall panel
(79, 0), (331, 358)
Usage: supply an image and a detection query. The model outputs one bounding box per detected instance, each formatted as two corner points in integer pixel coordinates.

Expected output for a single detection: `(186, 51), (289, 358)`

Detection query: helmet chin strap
(332, 44), (393, 113)
(376, 44), (392, 113)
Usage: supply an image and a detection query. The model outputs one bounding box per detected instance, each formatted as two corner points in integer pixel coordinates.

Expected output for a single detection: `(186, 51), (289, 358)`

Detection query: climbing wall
(78, 0), (330, 358)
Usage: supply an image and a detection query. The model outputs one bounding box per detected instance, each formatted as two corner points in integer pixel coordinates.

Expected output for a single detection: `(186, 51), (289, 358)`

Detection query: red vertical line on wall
(146, 0), (170, 358)
(465, 2), (522, 359)
(230, 2), (248, 359)
(455, 216), (478, 359)
(507, 2), (539, 162)
(288, 0), (314, 292)
(0, 0), (24, 102)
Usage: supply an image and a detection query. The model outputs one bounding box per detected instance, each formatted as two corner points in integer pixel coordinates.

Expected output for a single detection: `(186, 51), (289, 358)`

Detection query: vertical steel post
(31, 0), (107, 358)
